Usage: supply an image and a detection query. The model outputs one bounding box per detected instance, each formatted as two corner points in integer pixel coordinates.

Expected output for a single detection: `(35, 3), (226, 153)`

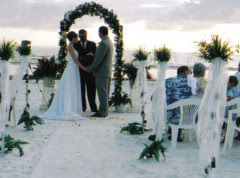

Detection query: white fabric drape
(197, 58), (228, 173)
(152, 62), (167, 140)
(10, 57), (29, 100)
(131, 61), (148, 112)
(0, 61), (10, 133)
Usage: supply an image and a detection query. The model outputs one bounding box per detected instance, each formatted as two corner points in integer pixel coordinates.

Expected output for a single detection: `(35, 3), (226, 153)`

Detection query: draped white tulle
(130, 61), (148, 112)
(41, 51), (84, 120)
(152, 62), (167, 141)
(0, 61), (10, 133)
(197, 58), (228, 173)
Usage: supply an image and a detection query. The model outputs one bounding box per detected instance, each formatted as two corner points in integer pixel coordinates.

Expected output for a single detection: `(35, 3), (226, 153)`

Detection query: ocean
(10, 46), (240, 78)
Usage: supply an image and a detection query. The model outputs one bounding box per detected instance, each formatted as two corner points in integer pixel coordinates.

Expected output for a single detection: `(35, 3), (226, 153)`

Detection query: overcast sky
(1, 0), (240, 52)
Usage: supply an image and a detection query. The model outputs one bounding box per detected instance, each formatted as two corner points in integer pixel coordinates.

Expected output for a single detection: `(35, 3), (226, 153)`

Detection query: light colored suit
(89, 35), (113, 116)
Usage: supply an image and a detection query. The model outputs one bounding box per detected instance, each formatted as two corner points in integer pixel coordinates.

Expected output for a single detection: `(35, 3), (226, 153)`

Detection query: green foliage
(133, 48), (150, 61)
(0, 40), (16, 61)
(17, 40), (31, 56)
(58, 1), (126, 106)
(0, 134), (28, 157)
(33, 56), (59, 82)
(120, 122), (148, 135)
(17, 108), (44, 130)
(123, 63), (154, 82)
(236, 44), (240, 53)
(196, 35), (234, 62)
(123, 63), (137, 81)
(204, 157), (216, 175)
(139, 141), (167, 162)
(109, 92), (131, 107)
(154, 45), (171, 62)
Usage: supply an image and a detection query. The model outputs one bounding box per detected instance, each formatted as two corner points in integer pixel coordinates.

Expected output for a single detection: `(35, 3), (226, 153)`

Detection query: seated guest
(165, 66), (198, 141)
(193, 63), (207, 98)
(235, 62), (240, 89)
(225, 76), (240, 140)
(225, 76), (240, 121)
(227, 76), (239, 101)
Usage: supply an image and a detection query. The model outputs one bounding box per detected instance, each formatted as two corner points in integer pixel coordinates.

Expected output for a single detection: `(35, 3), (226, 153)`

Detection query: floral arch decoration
(58, 1), (125, 105)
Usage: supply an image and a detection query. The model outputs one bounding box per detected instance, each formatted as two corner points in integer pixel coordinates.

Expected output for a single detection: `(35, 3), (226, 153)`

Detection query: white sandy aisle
(30, 116), (127, 178)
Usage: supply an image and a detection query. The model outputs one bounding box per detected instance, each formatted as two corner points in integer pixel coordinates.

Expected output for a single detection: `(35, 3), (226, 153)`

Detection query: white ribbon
(131, 61), (149, 111)
(0, 60), (10, 133)
(10, 57), (29, 98)
(197, 58), (228, 173)
(152, 62), (167, 140)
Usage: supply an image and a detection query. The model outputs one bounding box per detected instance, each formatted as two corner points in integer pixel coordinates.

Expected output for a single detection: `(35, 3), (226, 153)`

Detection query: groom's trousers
(95, 77), (111, 116)
(80, 69), (98, 112)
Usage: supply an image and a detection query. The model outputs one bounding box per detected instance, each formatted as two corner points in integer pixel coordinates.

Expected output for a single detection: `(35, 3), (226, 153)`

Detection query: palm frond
(139, 141), (167, 162)
(196, 35), (234, 62)
(154, 45), (171, 62)
(3, 134), (28, 157)
(0, 40), (16, 61)
(133, 48), (150, 61)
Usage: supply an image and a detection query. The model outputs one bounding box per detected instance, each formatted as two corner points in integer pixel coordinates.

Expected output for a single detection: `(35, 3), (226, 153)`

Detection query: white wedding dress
(41, 51), (84, 120)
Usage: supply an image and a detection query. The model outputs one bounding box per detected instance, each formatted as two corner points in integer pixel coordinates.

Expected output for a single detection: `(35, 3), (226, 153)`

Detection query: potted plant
(109, 92), (131, 112)
(0, 40), (16, 74)
(33, 55), (58, 110)
(151, 45), (171, 141)
(33, 55), (58, 83)
(123, 63), (154, 89)
(17, 40), (31, 56)
(130, 48), (150, 118)
(196, 35), (234, 175)
(0, 40), (16, 119)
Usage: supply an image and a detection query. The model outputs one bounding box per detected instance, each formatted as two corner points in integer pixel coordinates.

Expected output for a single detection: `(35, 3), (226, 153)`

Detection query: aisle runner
(30, 120), (123, 178)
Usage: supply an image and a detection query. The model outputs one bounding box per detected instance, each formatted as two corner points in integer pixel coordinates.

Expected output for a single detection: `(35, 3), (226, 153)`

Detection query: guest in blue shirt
(225, 76), (240, 120)
(165, 66), (197, 141)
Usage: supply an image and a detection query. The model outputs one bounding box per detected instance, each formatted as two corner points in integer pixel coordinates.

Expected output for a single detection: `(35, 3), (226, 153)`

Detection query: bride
(41, 31), (87, 120)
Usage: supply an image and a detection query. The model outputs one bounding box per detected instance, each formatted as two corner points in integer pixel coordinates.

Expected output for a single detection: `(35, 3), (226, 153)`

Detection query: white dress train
(41, 51), (84, 120)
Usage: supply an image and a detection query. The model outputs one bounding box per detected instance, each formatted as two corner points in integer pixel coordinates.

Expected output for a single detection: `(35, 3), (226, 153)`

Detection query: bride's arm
(68, 45), (87, 71)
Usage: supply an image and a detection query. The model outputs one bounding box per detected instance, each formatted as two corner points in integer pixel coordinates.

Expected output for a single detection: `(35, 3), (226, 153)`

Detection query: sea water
(8, 47), (239, 78)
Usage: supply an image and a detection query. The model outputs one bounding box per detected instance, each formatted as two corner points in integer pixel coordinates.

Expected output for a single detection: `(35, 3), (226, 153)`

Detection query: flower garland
(58, 1), (126, 106)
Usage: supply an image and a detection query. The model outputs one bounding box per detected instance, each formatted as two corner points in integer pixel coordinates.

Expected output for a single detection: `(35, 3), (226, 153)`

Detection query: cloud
(0, 0), (240, 31)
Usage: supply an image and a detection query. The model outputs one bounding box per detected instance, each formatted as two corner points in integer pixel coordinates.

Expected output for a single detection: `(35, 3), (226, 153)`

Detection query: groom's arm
(88, 42), (108, 72)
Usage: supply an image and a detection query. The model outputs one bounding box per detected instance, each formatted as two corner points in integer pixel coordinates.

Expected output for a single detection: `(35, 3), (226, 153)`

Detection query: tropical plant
(123, 63), (154, 83)
(154, 45), (171, 62)
(33, 55), (59, 83)
(17, 40), (31, 56)
(109, 92), (131, 107)
(196, 35), (234, 62)
(17, 108), (44, 130)
(139, 141), (167, 162)
(133, 48), (150, 61)
(120, 122), (149, 135)
(0, 134), (28, 157)
(0, 40), (16, 61)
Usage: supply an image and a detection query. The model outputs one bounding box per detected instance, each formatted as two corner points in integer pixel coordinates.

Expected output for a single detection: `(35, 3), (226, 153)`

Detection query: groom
(74, 29), (98, 112)
(86, 26), (113, 117)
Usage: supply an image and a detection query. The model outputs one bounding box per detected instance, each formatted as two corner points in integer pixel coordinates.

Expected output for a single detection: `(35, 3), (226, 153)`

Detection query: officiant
(74, 29), (98, 112)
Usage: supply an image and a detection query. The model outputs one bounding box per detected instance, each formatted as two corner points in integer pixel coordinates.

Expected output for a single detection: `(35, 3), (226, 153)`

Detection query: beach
(0, 77), (240, 178)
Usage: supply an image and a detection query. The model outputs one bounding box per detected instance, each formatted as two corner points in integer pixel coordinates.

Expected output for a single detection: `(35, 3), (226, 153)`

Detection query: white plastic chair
(167, 98), (201, 149)
(223, 97), (240, 153)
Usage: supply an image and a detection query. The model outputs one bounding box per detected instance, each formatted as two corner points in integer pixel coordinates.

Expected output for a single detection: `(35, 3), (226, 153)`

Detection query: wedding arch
(57, 1), (125, 104)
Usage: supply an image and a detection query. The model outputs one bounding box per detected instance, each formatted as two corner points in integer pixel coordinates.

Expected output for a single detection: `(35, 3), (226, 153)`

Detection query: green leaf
(139, 141), (167, 162)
